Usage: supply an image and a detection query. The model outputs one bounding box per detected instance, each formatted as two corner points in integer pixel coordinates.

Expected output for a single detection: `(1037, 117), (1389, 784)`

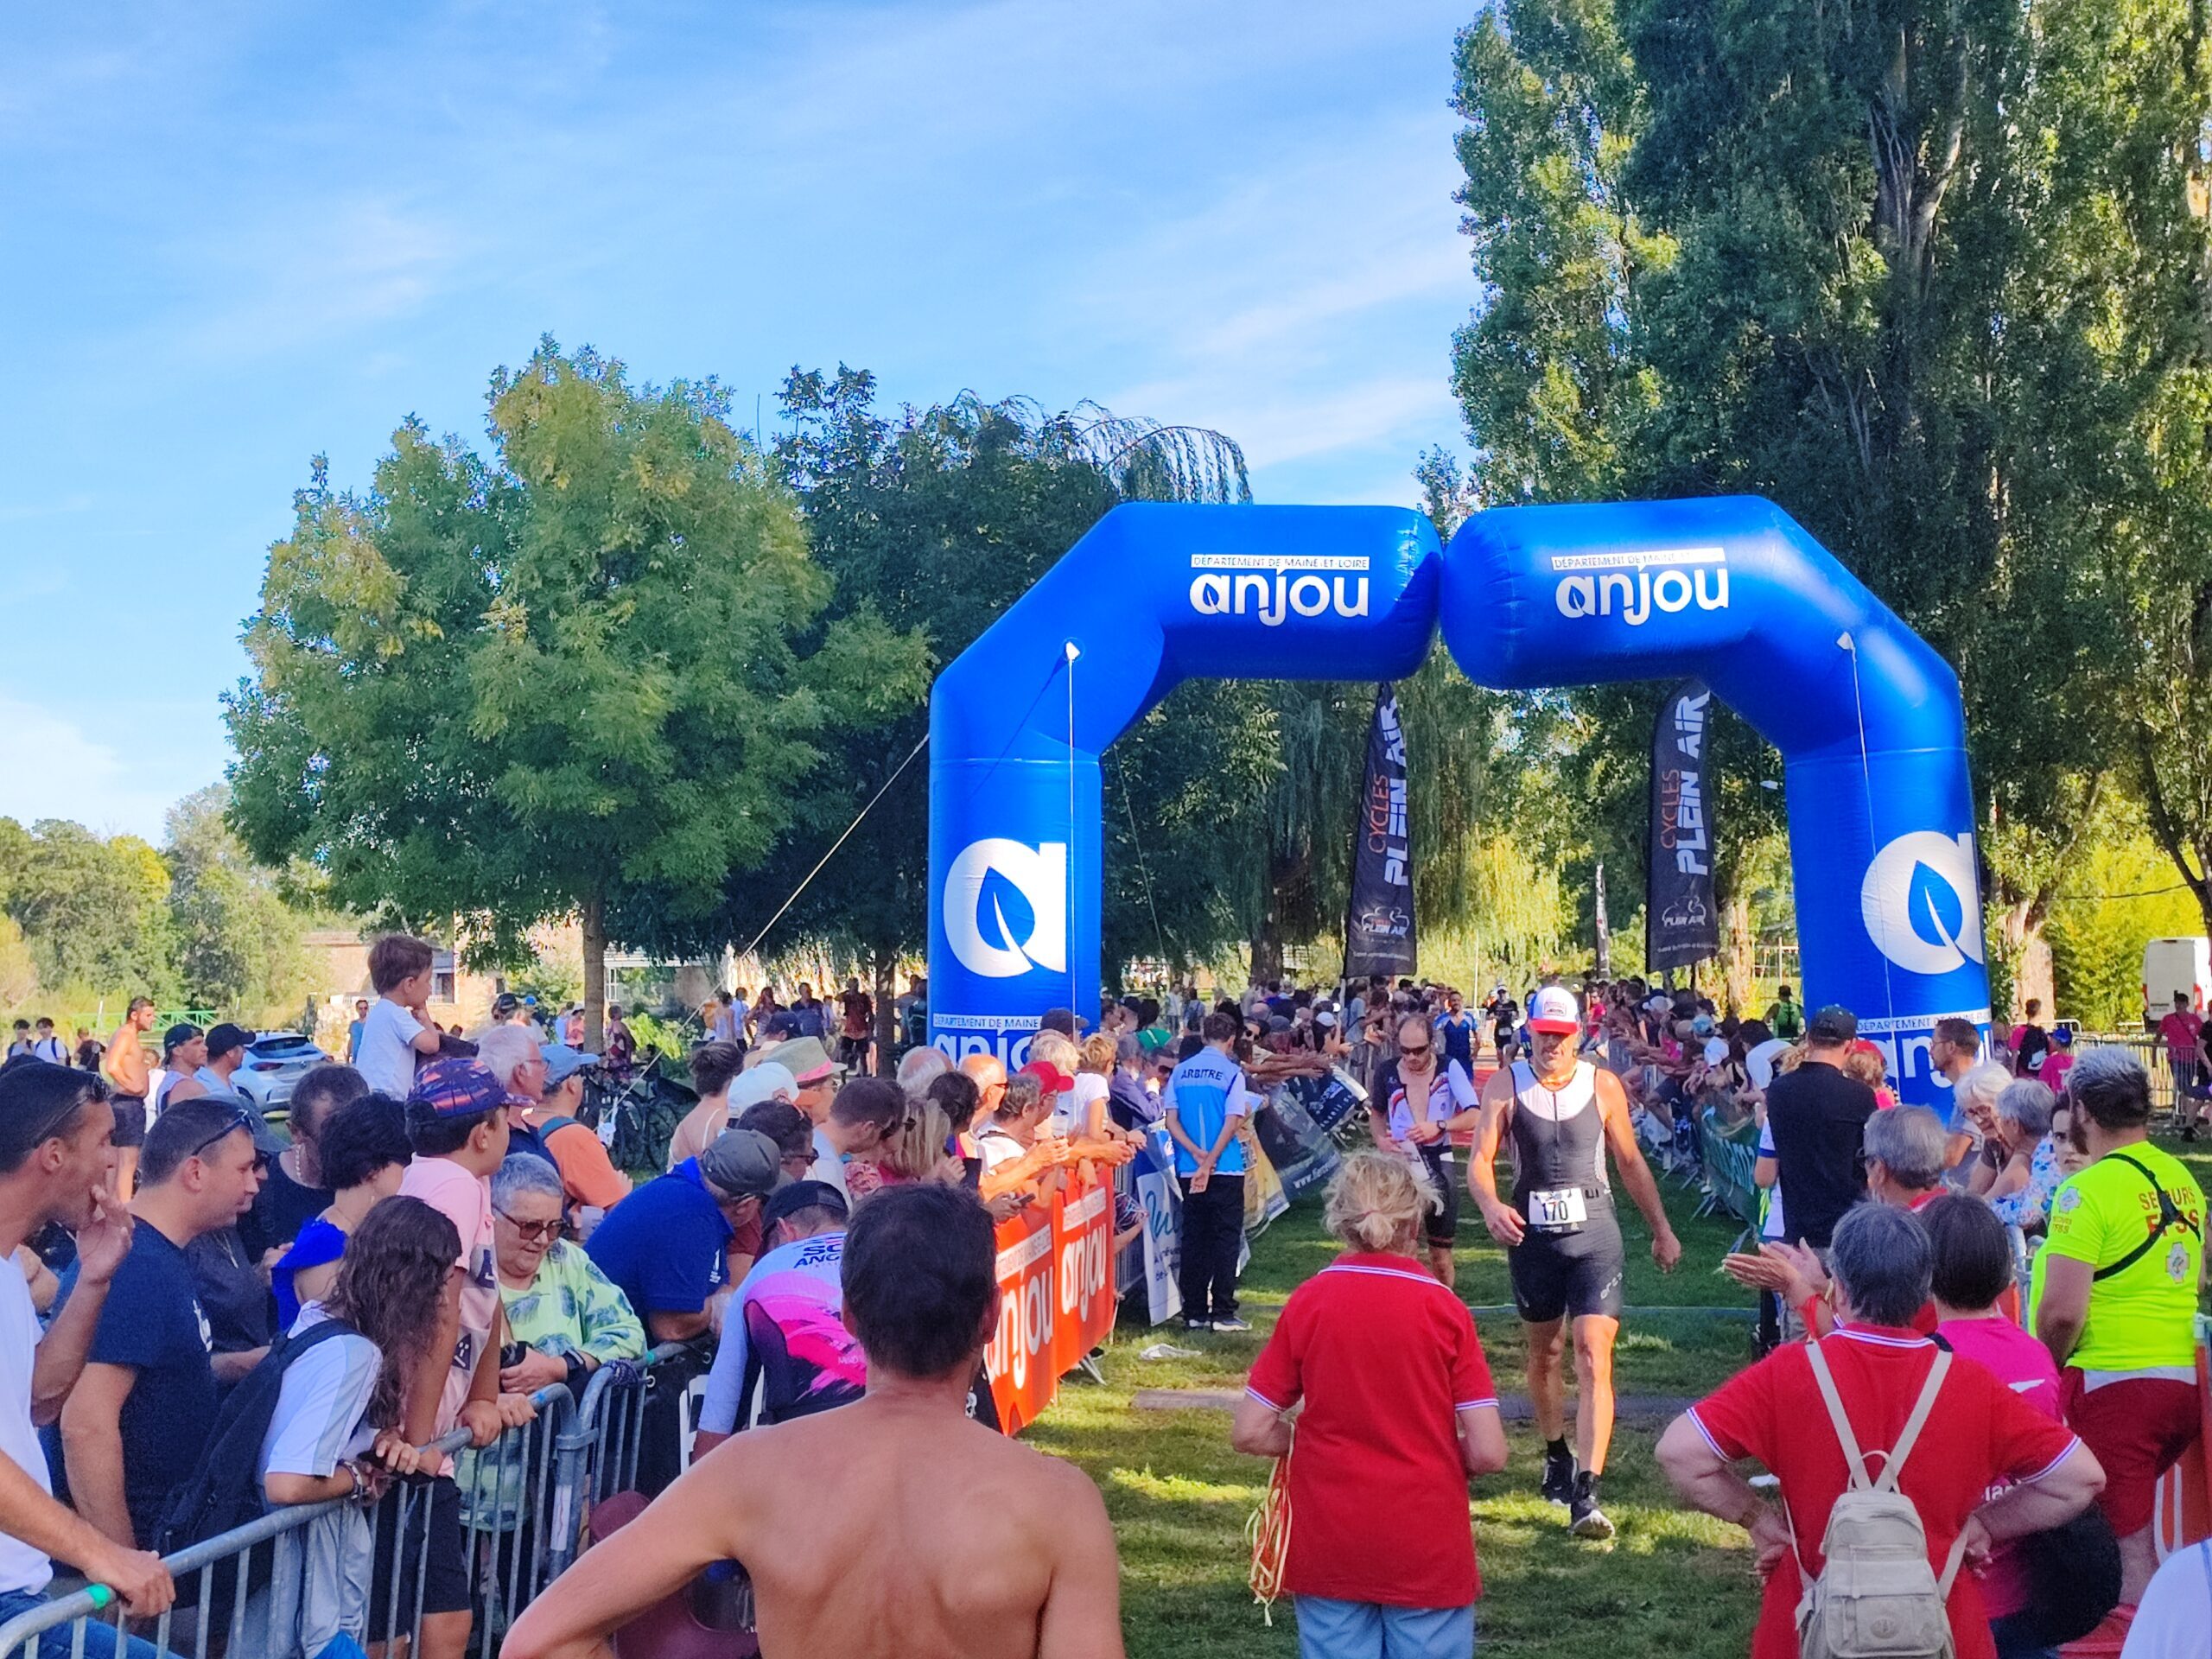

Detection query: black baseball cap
(492, 993), (524, 1017)
(762, 1011), (803, 1040)
(205, 1023), (253, 1060)
(163, 1021), (204, 1054)
(763, 1179), (848, 1231)
(1808, 1004), (1858, 1044)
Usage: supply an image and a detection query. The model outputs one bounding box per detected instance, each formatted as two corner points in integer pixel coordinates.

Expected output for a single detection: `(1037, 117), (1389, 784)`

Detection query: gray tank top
(1508, 1059), (1611, 1214)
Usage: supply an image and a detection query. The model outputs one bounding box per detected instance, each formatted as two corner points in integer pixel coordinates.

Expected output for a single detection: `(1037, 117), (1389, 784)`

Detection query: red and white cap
(1527, 985), (1581, 1034)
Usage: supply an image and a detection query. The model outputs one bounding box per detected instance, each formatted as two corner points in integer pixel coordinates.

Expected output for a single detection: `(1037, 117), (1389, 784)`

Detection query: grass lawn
(1026, 1154), (1767, 1658)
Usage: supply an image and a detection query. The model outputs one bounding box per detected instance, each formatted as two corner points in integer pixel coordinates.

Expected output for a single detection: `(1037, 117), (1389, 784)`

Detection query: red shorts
(2061, 1370), (2202, 1535)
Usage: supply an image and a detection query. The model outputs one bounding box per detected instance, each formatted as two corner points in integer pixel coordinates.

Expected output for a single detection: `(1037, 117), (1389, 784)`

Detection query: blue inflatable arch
(928, 497), (1987, 1106)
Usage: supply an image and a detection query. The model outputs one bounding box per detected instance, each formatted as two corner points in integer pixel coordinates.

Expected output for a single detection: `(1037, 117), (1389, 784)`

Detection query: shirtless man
(99, 996), (158, 1198)
(1467, 984), (1680, 1542)
(502, 1183), (1123, 1659)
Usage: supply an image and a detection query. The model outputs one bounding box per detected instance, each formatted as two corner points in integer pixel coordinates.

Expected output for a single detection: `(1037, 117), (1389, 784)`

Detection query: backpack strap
(1872, 1349), (1951, 1496)
(1804, 1341), (1874, 1491)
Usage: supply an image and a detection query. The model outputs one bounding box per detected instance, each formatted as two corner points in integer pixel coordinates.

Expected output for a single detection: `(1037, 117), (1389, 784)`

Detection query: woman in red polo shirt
(1658, 1202), (2104, 1659)
(1231, 1152), (1507, 1659)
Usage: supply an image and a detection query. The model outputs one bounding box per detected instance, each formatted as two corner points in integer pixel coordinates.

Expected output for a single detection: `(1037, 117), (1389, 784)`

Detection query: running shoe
(1541, 1442), (1577, 1507)
(1210, 1315), (1252, 1333)
(1182, 1316), (1212, 1332)
(1569, 1471), (1615, 1541)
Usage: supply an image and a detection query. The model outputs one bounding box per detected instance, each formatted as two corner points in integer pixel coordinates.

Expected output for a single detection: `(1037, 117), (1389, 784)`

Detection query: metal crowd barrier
(2070, 1030), (2190, 1118)
(0, 1344), (703, 1659)
(1694, 1108), (1761, 1249)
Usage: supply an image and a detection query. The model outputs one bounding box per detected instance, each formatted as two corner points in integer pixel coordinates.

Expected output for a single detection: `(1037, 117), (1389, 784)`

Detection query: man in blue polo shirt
(1162, 1010), (1251, 1333)
(587, 1128), (786, 1346)
(586, 1126), (786, 1492)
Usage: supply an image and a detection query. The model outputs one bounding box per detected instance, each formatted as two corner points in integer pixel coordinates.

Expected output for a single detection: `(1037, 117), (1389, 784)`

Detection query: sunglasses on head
(190, 1105), (265, 1168)
(495, 1210), (562, 1243)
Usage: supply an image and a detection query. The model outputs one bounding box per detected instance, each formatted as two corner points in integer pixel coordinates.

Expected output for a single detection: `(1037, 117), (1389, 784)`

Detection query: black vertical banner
(1648, 680), (1719, 971)
(1345, 684), (1418, 980)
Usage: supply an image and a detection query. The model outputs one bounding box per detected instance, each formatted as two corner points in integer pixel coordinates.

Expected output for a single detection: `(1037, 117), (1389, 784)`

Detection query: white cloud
(0, 695), (205, 841)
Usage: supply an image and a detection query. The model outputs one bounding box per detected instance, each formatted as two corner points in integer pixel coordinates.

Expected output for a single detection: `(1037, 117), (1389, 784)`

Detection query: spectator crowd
(2, 942), (2209, 1659)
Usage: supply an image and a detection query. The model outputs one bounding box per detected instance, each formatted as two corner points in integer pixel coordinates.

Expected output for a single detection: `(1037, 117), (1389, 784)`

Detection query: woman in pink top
(1923, 1197), (2065, 1659)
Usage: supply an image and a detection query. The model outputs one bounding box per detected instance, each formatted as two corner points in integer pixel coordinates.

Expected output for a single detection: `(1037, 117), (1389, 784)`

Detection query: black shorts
(370, 1471), (471, 1633)
(1508, 1211), (1624, 1324)
(1414, 1143), (1459, 1247)
(108, 1096), (147, 1149)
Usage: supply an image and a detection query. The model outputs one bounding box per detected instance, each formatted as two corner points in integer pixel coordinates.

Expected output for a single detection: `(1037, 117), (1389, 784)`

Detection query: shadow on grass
(1048, 1168), (1764, 1656)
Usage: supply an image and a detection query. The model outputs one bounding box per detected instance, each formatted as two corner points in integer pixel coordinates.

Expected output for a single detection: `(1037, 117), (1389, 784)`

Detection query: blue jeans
(0, 1590), (168, 1659)
(1294, 1596), (1475, 1659)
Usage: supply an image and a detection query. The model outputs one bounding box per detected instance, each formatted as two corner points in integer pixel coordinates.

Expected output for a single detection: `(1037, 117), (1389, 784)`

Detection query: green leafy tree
(226, 341), (924, 1046)
(701, 372), (1273, 1058)
(1446, 0), (2212, 996)
(0, 819), (175, 1005)
(164, 785), (312, 1021)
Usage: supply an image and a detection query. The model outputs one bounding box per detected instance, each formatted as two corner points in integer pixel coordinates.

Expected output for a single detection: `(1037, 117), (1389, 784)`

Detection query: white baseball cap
(1528, 986), (1580, 1034)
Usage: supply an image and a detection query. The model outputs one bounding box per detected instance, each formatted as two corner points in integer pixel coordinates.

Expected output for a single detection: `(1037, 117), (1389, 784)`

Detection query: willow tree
(226, 341), (921, 1045)
(675, 370), (1272, 1058)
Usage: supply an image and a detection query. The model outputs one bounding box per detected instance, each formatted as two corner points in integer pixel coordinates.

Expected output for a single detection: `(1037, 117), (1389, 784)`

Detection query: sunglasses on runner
(1400, 1041), (1432, 1058)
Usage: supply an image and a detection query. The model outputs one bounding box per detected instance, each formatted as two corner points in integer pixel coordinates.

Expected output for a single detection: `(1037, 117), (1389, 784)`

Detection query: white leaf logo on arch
(944, 839), (1068, 980)
(1859, 830), (1985, 977)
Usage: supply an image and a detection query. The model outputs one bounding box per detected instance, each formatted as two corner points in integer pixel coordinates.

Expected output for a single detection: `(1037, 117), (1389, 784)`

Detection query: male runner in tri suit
(1370, 1011), (1481, 1287)
(1468, 984), (1681, 1540)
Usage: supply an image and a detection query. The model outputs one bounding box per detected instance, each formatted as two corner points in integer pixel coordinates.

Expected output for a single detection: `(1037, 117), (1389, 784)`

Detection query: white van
(2141, 937), (2211, 1024)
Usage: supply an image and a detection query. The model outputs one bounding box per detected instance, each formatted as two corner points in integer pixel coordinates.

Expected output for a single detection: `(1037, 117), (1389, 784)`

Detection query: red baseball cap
(1527, 986), (1582, 1035)
(1020, 1059), (1072, 1095)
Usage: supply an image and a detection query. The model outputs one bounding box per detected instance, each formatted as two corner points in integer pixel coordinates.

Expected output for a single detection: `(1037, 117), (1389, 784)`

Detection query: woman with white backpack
(1655, 1202), (2107, 1659)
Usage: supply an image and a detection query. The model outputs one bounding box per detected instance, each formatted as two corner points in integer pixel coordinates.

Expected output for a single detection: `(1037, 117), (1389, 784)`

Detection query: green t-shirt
(2034, 1141), (2205, 1372)
(1765, 1000), (1805, 1040)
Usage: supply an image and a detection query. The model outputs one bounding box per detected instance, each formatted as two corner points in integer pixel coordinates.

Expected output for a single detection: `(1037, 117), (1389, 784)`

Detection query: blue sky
(0, 2), (1478, 839)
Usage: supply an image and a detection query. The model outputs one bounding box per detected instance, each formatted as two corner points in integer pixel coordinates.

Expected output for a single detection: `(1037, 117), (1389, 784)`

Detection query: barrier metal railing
(0, 1341), (701, 1659)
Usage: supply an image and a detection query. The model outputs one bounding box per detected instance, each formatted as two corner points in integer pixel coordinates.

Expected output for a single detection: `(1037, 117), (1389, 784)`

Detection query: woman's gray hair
(491, 1153), (566, 1211)
(1115, 1033), (1142, 1066)
(1955, 1062), (2011, 1116)
(896, 1046), (950, 1092)
(1862, 1104), (1947, 1189)
(1827, 1201), (1932, 1328)
(1995, 1077), (2054, 1138)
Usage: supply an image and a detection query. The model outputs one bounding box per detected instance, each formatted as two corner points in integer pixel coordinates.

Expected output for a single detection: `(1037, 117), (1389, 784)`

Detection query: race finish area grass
(1027, 1157), (1764, 1659)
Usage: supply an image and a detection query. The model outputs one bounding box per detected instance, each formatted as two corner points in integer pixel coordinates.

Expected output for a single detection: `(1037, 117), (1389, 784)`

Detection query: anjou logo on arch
(1553, 545), (1730, 626)
(1187, 553), (1370, 626)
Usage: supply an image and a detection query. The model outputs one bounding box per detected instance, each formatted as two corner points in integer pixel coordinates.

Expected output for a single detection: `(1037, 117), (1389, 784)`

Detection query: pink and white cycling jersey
(696, 1230), (865, 1434)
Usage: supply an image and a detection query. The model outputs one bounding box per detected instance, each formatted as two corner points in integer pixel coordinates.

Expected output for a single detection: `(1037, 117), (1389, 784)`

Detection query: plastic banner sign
(1051, 1174), (1116, 1380)
(987, 1170), (1122, 1433)
(1345, 683), (1417, 979)
(1649, 679), (1719, 970)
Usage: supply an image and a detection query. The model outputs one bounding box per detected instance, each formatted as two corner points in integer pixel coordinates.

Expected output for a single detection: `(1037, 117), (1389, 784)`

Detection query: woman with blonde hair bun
(1232, 1152), (1507, 1659)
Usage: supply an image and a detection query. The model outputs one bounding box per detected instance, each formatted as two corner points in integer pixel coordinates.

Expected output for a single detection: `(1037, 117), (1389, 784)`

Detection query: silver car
(232, 1032), (334, 1109)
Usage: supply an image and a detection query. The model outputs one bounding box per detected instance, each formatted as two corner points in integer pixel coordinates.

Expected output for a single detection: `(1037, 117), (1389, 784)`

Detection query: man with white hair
(474, 1025), (628, 1217)
(895, 1046), (950, 1094)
